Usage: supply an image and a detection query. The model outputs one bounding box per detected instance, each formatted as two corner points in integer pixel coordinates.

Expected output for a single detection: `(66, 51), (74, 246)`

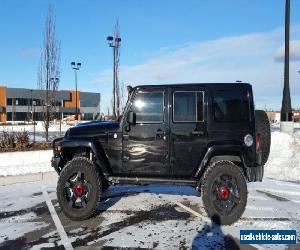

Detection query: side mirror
(127, 111), (136, 125)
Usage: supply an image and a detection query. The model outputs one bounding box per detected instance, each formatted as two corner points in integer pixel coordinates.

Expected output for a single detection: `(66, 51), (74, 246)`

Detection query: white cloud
(274, 40), (300, 62)
(92, 25), (300, 111)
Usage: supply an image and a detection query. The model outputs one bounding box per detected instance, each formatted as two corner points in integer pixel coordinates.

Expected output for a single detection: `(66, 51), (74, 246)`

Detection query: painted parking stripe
(42, 185), (74, 250)
(173, 201), (265, 250)
(172, 201), (210, 223)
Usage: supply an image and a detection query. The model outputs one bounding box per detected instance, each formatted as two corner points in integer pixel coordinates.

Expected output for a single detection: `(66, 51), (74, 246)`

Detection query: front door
(122, 88), (169, 176)
(170, 88), (207, 176)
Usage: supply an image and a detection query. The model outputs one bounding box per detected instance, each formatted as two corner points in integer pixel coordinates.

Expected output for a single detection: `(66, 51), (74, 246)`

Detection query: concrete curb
(0, 171), (58, 186)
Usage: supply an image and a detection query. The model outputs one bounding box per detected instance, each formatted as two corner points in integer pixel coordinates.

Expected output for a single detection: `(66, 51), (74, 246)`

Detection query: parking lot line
(42, 185), (74, 250)
(173, 201), (265, 250)
(172, 201), (210, 223)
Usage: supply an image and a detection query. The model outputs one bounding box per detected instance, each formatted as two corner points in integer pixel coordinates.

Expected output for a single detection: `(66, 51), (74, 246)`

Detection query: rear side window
(212, 90), (250, 122)
(173, 91), (204, 122)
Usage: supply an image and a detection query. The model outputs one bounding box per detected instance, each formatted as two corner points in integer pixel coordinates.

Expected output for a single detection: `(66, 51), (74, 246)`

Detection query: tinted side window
(173, 91), (204, 122)
(212, 90), (250, 122)
(131, 92), (164, 123)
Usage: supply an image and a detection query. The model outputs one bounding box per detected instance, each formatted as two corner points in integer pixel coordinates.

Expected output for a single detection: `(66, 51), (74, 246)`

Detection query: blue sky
(1, 0), (300, 112)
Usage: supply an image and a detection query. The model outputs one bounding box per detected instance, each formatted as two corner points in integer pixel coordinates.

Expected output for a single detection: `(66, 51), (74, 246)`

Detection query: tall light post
(30, 89), (33, 122)
(281, 0), (294, 134)
(71, 62), (81, 120)
(50, 77), (59, 121)
(32, 100), (36, 143)
(107, 35), (121, 119)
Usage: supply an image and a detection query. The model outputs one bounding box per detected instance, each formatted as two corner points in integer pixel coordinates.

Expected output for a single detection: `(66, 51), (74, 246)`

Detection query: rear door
(170, 87), (208, 177)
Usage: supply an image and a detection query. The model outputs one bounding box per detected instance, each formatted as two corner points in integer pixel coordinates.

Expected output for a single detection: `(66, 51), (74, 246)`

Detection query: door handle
(191, 130), (204, 135)
(123, 134), (129, 140)
(156, 130), (165, 135)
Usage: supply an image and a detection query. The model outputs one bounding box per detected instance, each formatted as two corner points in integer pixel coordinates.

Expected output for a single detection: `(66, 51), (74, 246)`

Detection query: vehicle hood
(66, 120), (120, 138)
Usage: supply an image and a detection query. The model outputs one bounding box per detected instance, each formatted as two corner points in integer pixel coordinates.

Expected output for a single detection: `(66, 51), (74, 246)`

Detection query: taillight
(256, 134), (262, 150)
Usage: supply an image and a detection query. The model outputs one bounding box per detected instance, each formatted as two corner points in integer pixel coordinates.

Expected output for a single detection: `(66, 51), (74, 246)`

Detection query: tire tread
(201, 160), (248, 225)
(57, 157), (102, 221)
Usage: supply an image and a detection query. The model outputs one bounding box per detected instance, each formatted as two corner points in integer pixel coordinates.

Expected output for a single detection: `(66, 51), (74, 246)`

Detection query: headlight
(244, 134), (254, 147)
(55, 144), (61, 152)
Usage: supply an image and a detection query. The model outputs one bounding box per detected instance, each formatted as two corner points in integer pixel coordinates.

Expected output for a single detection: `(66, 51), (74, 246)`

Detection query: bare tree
(37, 4), (60, 141)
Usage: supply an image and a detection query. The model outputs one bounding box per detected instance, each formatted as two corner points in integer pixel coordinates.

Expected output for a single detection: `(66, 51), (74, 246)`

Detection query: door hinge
(123, 155), (130, 162)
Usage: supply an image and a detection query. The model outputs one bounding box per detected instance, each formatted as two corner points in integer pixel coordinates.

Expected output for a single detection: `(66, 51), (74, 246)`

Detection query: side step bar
(107, 176), (197, 186)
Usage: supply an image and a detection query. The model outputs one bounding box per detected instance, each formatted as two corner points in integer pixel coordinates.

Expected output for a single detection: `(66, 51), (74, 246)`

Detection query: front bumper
(51, 156), (61, 174)
(51, 137), (63, 174)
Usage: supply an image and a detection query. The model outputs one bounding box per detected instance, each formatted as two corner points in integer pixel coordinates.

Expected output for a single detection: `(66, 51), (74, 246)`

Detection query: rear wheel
(57, 157), (101, 220)
(201, 161), (247, 225)
(255, 110), (271, 165)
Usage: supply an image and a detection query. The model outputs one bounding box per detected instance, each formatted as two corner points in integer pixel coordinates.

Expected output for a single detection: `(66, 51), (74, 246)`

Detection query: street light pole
(50, 77), (59, 121)
(280, 0), (294, 133)
(113, 45), (116, 119)
(281, 0), (292, 121)
(107, 35), (121, 120)
(33, 100), (36, 143)
(30, 89), (33, 122)
(71, 62), (81, 120)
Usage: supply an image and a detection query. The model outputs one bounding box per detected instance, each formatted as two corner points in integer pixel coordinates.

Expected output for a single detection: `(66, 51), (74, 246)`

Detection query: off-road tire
(57, 157), (101, 220)
(255, 110), (271, 165)
(201, 161), (248, 225)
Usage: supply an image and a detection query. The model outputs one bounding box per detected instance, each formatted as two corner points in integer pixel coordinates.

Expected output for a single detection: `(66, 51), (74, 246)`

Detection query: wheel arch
(60, 139), (112, 176)
(194, 145), (248, 179)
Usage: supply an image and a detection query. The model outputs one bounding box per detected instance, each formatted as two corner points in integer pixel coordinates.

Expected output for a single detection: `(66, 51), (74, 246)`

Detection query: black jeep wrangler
(52, 83), (270, 225)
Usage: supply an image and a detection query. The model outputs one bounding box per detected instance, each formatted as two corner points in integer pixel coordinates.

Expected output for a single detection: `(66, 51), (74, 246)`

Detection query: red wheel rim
(73, 183), (84, 197)
(219, 186), (230, 200)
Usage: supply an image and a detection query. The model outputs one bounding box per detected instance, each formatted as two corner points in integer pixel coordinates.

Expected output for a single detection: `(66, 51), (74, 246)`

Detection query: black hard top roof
(134, 82), (252, 89)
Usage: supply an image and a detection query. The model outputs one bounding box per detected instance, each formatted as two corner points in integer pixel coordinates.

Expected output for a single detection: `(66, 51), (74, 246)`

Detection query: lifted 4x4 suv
(52, 83), (270, 225)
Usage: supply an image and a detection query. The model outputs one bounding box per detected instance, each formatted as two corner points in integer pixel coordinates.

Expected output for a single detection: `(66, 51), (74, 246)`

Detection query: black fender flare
(60, 139), (112, 175)
(194, 145), (249, 178)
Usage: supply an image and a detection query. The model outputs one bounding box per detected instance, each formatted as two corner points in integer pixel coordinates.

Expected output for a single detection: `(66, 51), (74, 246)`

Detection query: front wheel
(57, 157), (101, 220)
(201, 161), (247, 225)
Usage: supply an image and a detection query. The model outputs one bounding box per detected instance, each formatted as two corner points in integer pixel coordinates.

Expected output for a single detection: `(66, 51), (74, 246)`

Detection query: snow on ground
(0, 181), (57, 244)
(0, 150), (53, 176)
(265, 131), (300, 182)
(1, 179), (300, 249)
(271, 122), (300, 129)
(90, 179), (300, 249)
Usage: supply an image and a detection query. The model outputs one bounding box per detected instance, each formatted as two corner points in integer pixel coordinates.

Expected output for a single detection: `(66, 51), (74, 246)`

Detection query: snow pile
(0, 150), (53, 176)
(271, 122), (300, 129)
(265, 131), (300, 182)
